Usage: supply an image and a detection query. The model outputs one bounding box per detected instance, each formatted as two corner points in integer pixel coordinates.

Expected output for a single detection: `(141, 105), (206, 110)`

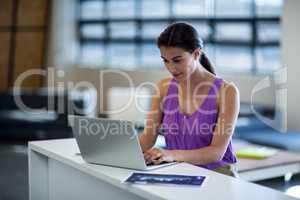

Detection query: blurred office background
(76, 0), (281, 73)
(0, 0), (300, 199)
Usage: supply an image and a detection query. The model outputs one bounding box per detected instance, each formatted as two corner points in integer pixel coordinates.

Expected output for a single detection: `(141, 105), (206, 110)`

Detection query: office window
(215, 46), (253, 73)
(215, 0), (252, 17)
(109, 22), (136, 39)
(256, 47), (281, 72)
(141, 44), (162, 68)
(81, 43), (105, 67)
(173, 0), (211, 17)
(141, 0), (169, 18)
(107, 0), (135, 18)
(257, 22), (280, 43)
(80, 1), (104, 19)
(141, 22), (168, 39)
(256, 0), (283, 17)
(215, 23), (252, 42)
(81, 24), (105, 39)
(77, 0), (282, 74)
(107, 44), (136, 69)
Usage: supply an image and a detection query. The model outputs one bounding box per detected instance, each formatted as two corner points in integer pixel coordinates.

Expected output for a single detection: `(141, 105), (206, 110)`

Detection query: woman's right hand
(144, 148), (163, 165)
(144, 147), (176, 165)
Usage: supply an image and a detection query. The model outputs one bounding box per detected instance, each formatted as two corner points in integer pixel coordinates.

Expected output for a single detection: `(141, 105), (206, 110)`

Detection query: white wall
(282, 0), (300, 131)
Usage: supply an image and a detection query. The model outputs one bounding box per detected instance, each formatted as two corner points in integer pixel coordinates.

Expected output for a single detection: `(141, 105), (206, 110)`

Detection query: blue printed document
(123, 172), (208, 186)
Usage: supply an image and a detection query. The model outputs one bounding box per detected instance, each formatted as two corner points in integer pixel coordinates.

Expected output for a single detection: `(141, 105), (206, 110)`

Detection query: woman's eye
(173, 60), (180, 63)
(162, 60), (168, 63)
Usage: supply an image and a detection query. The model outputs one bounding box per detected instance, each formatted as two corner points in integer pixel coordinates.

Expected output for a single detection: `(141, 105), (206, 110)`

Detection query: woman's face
(159, 46), (199, 81)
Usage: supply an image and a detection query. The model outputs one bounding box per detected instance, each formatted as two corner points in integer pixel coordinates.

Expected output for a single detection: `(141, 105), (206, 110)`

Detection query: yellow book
(236, 147), (278, 159)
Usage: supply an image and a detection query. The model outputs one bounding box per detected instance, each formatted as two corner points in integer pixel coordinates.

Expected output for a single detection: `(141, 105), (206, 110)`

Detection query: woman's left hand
(143, 148), (176, 165)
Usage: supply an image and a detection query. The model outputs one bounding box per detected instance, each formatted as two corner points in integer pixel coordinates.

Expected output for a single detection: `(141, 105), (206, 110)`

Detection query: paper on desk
(236, 147), (278, 159)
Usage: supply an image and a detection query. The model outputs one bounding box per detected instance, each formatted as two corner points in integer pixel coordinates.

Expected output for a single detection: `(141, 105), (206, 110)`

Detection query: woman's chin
(173, 74), (184, 80)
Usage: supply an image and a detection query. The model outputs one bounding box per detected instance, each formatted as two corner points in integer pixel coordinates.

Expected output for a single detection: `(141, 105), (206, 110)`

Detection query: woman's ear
(193, 48), (201, 60)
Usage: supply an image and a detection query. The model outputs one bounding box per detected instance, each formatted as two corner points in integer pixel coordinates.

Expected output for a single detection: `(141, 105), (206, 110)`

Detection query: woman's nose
(166, 64), (177, 73)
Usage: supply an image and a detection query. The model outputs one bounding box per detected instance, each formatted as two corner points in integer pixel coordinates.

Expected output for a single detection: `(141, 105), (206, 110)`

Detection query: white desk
(156, 136), (300, 182)
(28, 139), (296, 200)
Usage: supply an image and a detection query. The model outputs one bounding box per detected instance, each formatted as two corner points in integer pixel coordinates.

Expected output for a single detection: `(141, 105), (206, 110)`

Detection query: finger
(144, 153), (155, 164)
(147, 148), (159, 155)
(154, 148), (162, 154)
(144, 151), (152, 160)
(145, 149), (158, 159)
(143, 152), (150, 160)
(145, 159), (152, 165)
(150, 152), (162, 161)
(144, 148), (161, 164)
(144, 156), (152, 164)
(144, 150), (152, 156)
(152, 157), (165, 165)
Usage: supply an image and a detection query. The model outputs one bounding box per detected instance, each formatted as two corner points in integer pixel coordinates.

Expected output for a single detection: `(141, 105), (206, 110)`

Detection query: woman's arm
(148, 83), (240, 165)
(138, 77), (171, 153)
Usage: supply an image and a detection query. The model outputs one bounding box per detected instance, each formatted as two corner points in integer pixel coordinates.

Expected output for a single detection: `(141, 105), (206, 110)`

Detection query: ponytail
(200, 52), (216, 75)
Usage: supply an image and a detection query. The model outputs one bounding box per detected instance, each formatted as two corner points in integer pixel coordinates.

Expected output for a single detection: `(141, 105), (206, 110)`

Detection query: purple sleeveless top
(162, 77), (237, 169)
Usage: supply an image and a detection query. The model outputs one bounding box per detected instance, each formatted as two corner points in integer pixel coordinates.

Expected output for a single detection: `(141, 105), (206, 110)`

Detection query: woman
(138, 22), (239, 177)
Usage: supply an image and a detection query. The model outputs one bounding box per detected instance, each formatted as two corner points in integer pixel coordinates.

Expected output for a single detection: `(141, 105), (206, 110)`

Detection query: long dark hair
(157, 22), (215, 75)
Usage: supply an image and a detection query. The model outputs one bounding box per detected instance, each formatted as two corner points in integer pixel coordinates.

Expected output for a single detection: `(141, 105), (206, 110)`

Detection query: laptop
(68, 115), (176, 170)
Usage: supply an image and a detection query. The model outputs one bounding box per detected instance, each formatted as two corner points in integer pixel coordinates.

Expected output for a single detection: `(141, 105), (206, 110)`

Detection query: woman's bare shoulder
(217, 78), (239, 106)
(157, 76), (173, 97)
(220, 80), (239, 96)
